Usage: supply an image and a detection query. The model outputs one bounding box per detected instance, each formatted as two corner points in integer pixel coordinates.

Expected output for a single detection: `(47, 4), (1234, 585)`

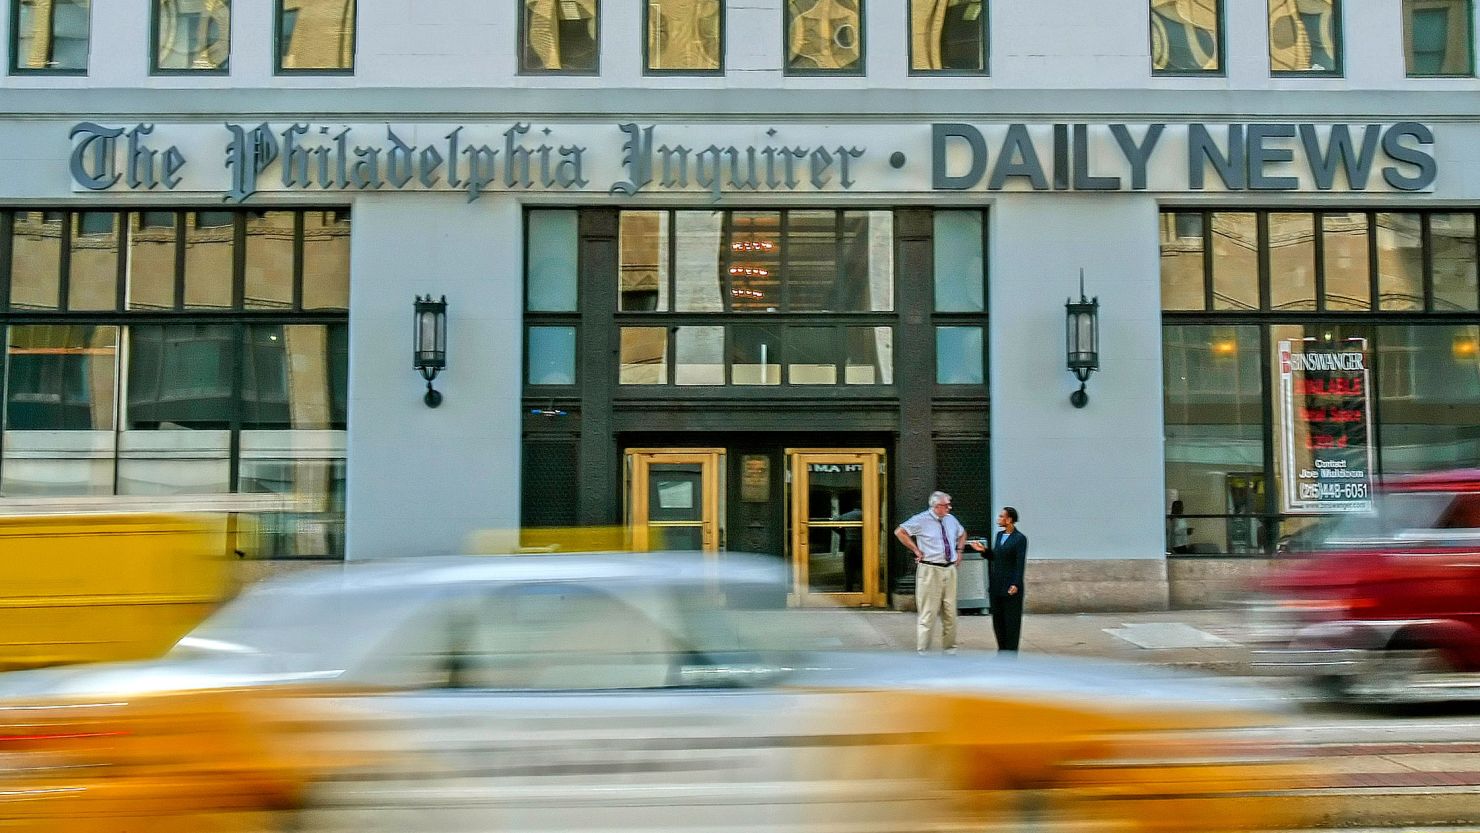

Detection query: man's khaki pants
(915, 562), (958, 652)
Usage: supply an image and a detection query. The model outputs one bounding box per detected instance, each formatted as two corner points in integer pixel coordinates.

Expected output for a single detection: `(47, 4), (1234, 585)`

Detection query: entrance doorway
(787, 449), (886, 607)
(625, 449), (725, 553)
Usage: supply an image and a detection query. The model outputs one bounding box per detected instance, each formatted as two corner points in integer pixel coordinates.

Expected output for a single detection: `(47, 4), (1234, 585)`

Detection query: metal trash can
(956, 550), (989, 614)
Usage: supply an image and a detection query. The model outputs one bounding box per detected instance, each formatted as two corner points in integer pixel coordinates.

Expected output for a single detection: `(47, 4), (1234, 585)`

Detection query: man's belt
(920, 560), (955, 567)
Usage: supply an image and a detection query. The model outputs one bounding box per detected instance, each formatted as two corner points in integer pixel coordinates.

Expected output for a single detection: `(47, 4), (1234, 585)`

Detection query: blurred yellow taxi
(0, 554), (1320, 833)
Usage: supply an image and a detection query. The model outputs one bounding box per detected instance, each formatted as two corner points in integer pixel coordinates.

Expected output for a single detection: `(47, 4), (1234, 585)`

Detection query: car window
(1436, 494), (1480, 530)
(454, 582), (681, 691)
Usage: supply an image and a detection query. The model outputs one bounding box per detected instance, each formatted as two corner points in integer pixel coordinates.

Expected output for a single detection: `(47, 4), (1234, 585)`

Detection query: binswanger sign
(67, 120), (1437, 203)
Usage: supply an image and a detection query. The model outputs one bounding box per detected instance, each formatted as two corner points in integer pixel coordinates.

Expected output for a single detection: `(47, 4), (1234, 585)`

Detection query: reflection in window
(1211, 212), (1258, 311)
(302, 210), (350, 310)
(121, 324), (233, 495)
(675, 326), (724, 385)
(528, 326), (577, 385)
(1160, 212), (1205, 310)
(1404, 0), (1472, 76)
(1379, 324), (1480, 473)
(1268, 213), (1315, 311)
(1431, 213), (1478, 311)
(674, 211), (725, 312)
(1268, 0), (1340, 74)
(730, 325), (781, 385)
(934, 210), (984, 311)
(620, 327), (667, 384)
(129, 212), (178, 311)
(527, 210), (580, 312)
(276, 0), (354, 71)
(68, 211), (119, 311)
(936, 326), (983, 384)
(787, 0), (862, 73)
(1377, 212), (1424, 311)
(13, 0), (89, 72)
(787, 327), (839, 384)
(1321, 212), (1370, 311)
(647, 0), (720, 71)
(184, 212), (234, 310)
(1152, 0), (1221, 73)
(846, 326), (892, 384)
(245, 212), (295, 310)
(620, 211), (668, 311)
(154, 0), (230, 72)
(10, 212), (62, 310)
(522, 0), (598, 73)
(1162, 324), (1263, 553)
(1, 325), (118, 496)
(910, 0), (985, 72)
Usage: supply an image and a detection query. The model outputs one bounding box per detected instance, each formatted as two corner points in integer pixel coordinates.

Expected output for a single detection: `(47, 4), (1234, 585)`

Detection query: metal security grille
(934, 438), (990, 536)
(521, 436), (579, 528)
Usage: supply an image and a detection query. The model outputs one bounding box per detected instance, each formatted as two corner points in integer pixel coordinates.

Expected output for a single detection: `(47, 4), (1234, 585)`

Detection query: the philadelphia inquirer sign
(68, 120), (1437, 203)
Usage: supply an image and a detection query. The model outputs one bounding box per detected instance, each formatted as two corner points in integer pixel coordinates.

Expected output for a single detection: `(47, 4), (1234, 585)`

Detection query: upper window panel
(1403, 0), (1473, 77)
(910, 0), (986, 74)
(647, 0), (721, 73)
(154, 0), (230, 73)
(1268, 0), (1341, 75)
(786, 0), (863, 74)
(1151, 0), (1221, 74)
(11, 0), (89, 74)
(276, 0), (354, 73)
(522, 0), (598, 74)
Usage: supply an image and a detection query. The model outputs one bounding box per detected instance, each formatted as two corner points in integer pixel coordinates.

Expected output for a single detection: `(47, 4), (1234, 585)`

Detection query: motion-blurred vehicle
(0, 497), (241, 670)
(1253, 469), (1480, 703)
(0, 554), (1315, 833)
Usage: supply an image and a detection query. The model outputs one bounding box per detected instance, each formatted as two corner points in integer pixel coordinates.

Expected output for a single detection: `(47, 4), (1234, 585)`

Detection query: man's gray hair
(928, 491), (951, 508)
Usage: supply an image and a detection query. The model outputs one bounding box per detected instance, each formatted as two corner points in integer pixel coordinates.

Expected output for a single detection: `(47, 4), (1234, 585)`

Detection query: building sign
(1277, 338), (1375, 513)
(67, 120), (1437, 203)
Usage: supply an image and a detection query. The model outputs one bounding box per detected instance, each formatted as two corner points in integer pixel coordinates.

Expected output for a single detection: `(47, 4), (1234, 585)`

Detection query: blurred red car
(1254, 469), (1480, 703)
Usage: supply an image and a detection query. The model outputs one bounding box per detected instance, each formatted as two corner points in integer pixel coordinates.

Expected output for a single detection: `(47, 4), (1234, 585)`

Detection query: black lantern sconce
(413, 295), (448, 408)
(1065, 269), (1099, 409)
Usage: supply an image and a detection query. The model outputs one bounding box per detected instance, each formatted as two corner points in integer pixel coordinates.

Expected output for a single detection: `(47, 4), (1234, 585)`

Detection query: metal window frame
(150, 0), (232, 76)
(906, 0), (989, 77)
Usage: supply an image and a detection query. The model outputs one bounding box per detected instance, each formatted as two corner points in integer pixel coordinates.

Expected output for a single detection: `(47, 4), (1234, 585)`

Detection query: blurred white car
(0, 554), (1317, 833)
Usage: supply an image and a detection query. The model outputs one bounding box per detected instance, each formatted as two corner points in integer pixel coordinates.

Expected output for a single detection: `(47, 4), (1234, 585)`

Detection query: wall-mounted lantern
(1066, 270), (1099, 409)
(413, 295), (448, 408)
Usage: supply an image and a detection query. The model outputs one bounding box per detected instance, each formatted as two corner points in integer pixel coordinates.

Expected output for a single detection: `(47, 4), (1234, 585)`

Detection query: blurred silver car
(0, 554), (1317, 833)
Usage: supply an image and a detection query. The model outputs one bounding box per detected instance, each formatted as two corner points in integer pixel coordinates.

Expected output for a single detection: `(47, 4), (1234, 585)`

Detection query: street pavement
(842, 608), (1480, 829)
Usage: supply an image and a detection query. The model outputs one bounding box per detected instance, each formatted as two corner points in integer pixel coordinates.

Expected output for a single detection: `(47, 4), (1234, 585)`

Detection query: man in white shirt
(894, 491), (985, 654)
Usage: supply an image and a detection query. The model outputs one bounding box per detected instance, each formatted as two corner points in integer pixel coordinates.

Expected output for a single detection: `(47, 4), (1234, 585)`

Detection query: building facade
(3, 0), (1479, 609)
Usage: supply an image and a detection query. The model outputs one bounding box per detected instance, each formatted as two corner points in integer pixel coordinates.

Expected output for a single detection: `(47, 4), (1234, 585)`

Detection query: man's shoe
(944, 648), (959, 656)
(917, 650), (928, 656)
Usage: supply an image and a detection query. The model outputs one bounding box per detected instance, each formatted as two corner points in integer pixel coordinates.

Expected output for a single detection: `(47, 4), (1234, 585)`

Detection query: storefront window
(1403, 0), (1473, 76)
(521, 0), (598, 74)
(1268, 213), (1315, 311)
(0, 208), (350, 557)
(1377, 212), (1424, 311)
(1211, 212), (1258, 311)
(1152, 0), (1222, 74)
(619, 327), (667, 385)
(646, 0), (721, 72)
(675, 326), (724, 385)
(527, 210), (579, 312)
(276, 0), (354, 72)
(1160, 212), (1205, 310)
(934, 210), (985, 312)
(936, 326), (983, 384)
(12, 0), (89, 73)
(528, 326), (577, 385)
(786, 0), (862, 74)
(910, 0), (986, 73)
(1268, 0), (1341, 74)
(153, 0), (230, 73)
(1322, 212), (1370, 311)
(1431, 213), (1478, 311)
(1378, 324), (1480, 473)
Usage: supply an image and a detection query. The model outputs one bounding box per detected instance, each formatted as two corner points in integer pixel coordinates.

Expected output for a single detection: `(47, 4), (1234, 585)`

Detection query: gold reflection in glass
(1151, 0), (1220, 72)
(14, 0), (90, 72)
(1160, 212), (1206, 310)
(620, 211), (669, 311)
(184, 212), (234, 310)
(245, 212), (295, 310)
(1268, 0), (1340, 73)
(10, 212), (63, 310)
(1431, 212), (1478, 311)
(727, 212), (782, 311)
(1376, 212), (1424, 311)
(1268, 212), (1315, 311)
(155, 0), (230, 71)
(68, 211), (118, 311)
(647, 0), (720, 71)
(1403, 0), (1472, 76)
(787, 0), (862, 72)
(620, 327), (668, 384)
(910, 0), (985, 72)
(277, 0), (354, 71)
(522, 0), (598, 72)
(1321, 212), (1369, 310)
(129, 212), (177, 311)
(302, 211), (350, 310)
(1210, 212), (1258, 311)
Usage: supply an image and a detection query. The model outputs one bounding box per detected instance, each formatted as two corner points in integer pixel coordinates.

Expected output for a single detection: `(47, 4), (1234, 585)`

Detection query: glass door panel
(626, 449), (724, 554)
(787, 449), (884, 607)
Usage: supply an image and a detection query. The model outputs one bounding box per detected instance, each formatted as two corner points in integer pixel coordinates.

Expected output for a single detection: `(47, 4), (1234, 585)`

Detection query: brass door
(625, 449), (725, 553)
(787, 449), (886, 607)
